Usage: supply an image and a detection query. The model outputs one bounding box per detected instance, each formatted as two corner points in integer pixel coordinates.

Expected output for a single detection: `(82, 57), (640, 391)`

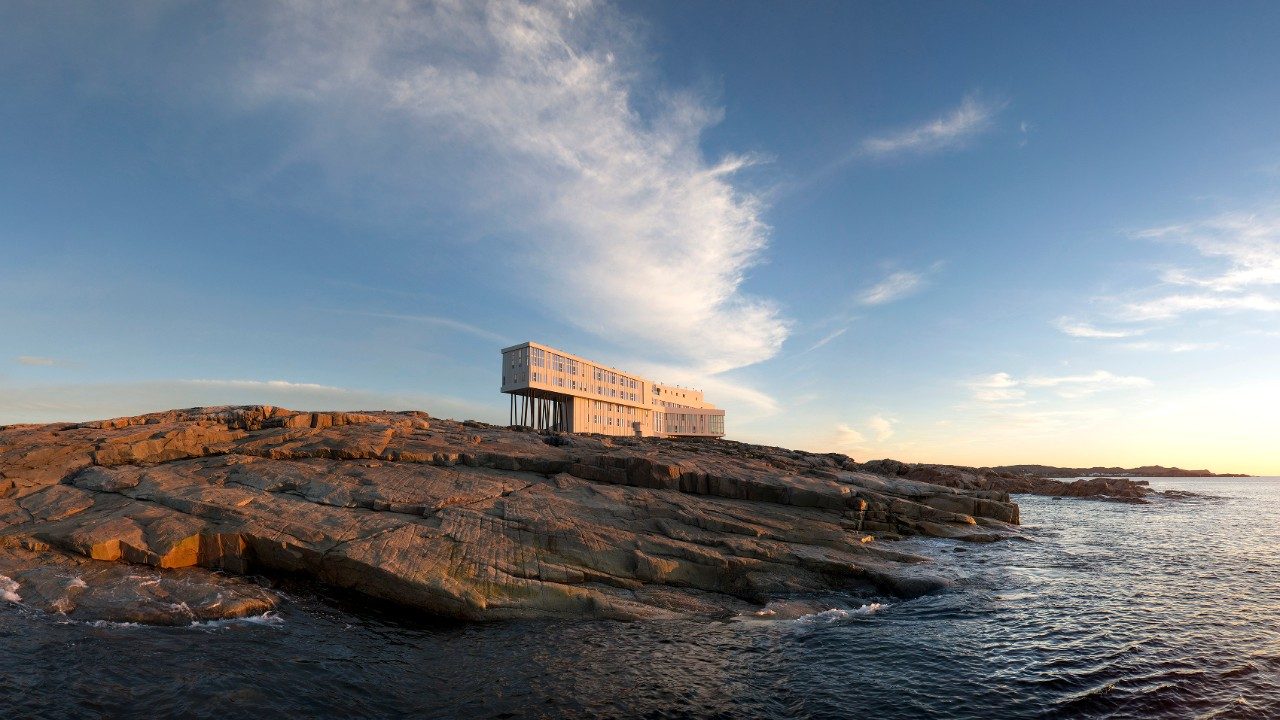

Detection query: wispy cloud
(185, 379), (347, 392)
(866, 414), (896, 441)
(1057, 209), (1280, 344)
(1138, 213), (1280, 294)
(241, 0), (788, 374)
(333, 310), (510, 344)
(1121, 341), (1220, 353)
(968, 369), (1151, 403)
(859, 270), (924, 305)
(15, 356), (61, 366)
(831, 414), (898, 451)
(1053, 317), (1144, 339)
(1116, 292), (1280, 321)
(967, 372), (1027, 404)
(835, 423), (866, 445)
(860, 94), (1005, 158)
(858, 263), (943, 306)
(1023, 370), (1152, 398)
(802, 327), (848, 353)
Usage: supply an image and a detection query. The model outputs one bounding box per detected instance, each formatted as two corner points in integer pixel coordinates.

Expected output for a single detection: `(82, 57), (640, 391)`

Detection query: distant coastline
(990, 464), (1251, 478)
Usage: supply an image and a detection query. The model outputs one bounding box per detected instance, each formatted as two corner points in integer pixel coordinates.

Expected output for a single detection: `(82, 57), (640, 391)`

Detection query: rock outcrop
(857, 460), (1184, 503)
(0, 406), (1022, 622)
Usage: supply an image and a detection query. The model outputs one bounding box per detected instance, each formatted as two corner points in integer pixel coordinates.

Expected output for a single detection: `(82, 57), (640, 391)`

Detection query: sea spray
(1, 575), (20, 604)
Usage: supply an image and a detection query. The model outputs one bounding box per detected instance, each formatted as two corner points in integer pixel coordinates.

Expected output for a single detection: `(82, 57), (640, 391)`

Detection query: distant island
(989, 464), (1250, 478)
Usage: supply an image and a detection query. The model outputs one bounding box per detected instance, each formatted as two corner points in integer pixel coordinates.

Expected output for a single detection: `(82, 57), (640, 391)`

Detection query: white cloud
(1056, 209), (1280, 341)
(859, 270), (924, 306)
(240, 0), (787, 374)
(968, 369), (1150, 403)
(1138, 213), (1280, 293)
(1023, 370), (1152, 398)
(1121, 341), (1219, 353)
(860, 94), (1005, 158)
(866, 414), (895, 441)
(856, 262), (943, 306)
(1116, 292), (1280, 321)
(835, 423), (866, 445)
(1053, 317), (1144, 339)
(967, 372), (1027, 403)
(831, 415), (897, 452)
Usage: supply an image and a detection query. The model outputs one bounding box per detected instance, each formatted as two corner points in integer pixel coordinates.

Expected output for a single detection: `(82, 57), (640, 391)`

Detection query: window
(531, 347), (545, 367)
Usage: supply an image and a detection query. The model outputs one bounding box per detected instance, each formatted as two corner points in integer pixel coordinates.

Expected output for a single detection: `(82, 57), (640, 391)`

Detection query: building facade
(500, 341), (725, 438)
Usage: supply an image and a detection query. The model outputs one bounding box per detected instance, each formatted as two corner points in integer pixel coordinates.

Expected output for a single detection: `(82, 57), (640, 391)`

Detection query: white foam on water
(1, 575), (21, 604)
(86, 620), (142, 629)
(190, 611), (285, 629)
(68, 577), (88, 590)
(793, 603), (886, 626)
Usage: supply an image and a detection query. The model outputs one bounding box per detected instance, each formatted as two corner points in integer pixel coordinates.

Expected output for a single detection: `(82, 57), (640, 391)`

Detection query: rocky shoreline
(0, 406), (1186, 625)
(855, 460), (1194, 504)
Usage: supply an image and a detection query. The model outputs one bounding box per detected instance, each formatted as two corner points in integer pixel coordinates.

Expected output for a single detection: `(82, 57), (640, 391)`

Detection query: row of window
(594, 369), (637, 389)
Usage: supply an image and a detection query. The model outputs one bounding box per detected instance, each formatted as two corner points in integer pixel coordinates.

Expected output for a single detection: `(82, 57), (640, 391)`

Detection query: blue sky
(3, 1), (1279, 473)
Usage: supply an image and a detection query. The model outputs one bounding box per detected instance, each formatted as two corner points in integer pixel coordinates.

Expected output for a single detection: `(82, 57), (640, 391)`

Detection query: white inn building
(500, 341), (725, 438)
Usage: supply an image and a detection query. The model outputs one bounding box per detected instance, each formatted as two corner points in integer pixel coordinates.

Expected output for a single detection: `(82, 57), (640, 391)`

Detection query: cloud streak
(1054, 318), (1144, 339)
(242, 0), (788, 374)
(802, 327), (848, 353)
(15, 356), (60, 366)
(859, 270), (925, 306)
(968, 369), (1151, 403)
(858, 262), (943, 306)
(860, 94), (1005, 158)
(1056, 209), (1280, 347)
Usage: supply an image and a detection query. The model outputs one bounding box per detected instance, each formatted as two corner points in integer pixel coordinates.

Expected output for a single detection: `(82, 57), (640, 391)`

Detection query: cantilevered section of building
(500, 341), (725, 438)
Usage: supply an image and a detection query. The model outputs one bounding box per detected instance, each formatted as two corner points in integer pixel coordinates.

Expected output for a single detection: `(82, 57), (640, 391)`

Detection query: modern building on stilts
(500, 341), (725, 438)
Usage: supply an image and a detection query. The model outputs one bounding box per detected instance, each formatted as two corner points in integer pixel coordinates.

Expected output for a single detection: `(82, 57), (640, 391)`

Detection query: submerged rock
(0, 406), (1023, 622)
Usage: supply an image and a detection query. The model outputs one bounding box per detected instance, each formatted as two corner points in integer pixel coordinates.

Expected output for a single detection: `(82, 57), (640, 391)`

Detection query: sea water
(2, 478), (1278, 719)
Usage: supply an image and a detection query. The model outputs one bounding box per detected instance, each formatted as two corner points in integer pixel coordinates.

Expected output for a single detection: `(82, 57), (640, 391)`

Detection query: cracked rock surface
(0, 406), (1020, 622)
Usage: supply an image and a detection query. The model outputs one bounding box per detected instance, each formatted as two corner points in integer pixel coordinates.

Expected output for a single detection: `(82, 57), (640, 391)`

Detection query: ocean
(3, 477), (1278, 719)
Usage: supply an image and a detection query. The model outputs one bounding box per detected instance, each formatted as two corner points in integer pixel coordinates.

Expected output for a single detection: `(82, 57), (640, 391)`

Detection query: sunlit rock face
(0, 407), (1020, 622)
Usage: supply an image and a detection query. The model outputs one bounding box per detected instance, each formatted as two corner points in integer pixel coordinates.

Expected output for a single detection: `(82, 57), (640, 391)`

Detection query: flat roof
(500, 340), (705, 394)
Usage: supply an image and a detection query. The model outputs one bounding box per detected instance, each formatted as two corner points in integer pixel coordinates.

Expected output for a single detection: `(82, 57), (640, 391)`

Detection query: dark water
(4, 477), (1280, 719)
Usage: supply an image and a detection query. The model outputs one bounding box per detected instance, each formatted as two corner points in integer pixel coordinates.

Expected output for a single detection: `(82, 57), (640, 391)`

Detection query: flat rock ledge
(856, 460), (1189, 503)
(0, 406), (1021, 622)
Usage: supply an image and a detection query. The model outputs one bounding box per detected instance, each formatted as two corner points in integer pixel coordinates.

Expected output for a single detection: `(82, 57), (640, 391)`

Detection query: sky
(2, 1), (1279, 474)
